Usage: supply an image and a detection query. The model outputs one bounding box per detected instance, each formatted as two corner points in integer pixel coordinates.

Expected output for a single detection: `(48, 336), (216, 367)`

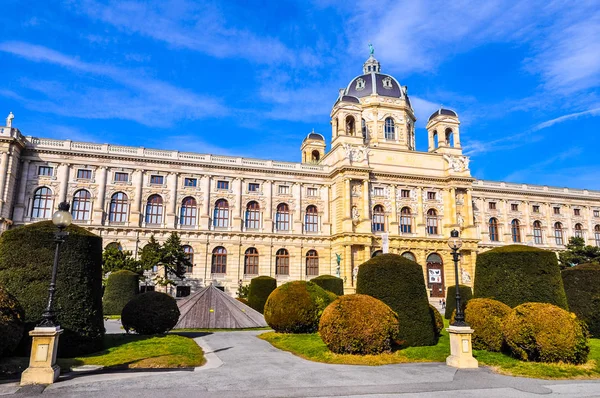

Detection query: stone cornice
(472, 180), (600, 202)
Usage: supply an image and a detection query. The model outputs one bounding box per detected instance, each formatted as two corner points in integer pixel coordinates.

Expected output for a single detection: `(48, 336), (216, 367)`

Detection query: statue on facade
(335, 253), (342, 278)
(351, 206), (360, 224)
(6, 112), (14, 128)
(457, 212), (465, 230)
(461, 267), (472, 284)
(369, 43), (374, 55)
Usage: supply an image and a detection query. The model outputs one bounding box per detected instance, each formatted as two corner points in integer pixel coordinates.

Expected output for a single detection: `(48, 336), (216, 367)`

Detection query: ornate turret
(426, 107), (462, 154)
(301, 130), (326, 164)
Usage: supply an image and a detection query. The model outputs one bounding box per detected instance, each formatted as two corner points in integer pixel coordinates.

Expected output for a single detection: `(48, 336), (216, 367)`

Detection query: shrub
(264, 281), (334, 333)
(562, 263), (600, 337)
(356, 253), (436, 347)
(0, 221), (104, 357)
(319, 294), (399, 355)
(103, 270), (139, 316)
(236, 297), (249, 305)
(474, 245), (568, 309)
(311, 275), (344, 296)
(502, 302), (589, 364)
(248, 276), (277, 314)
(122, 291), (180, 334)
(444, 284), (472, 319)
(456, 298), (511, 351)
(429, 304), (443, 337)
(0, 286), (24, 357)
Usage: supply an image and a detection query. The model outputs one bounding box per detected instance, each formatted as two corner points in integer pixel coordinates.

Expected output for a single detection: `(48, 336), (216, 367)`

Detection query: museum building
(0, 53), (599, 297)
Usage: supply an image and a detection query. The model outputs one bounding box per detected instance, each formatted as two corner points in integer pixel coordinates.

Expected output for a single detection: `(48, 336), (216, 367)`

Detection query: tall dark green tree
(558, 237), (600, 269)
(102, 244), (141, 275)
(139, 235), (162, 272)
(160, 232), (191, 279)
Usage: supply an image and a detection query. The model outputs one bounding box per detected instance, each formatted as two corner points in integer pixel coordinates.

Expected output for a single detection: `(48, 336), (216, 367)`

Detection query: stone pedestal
(20, 327), (63, 385)
(446, 325), (478, 369)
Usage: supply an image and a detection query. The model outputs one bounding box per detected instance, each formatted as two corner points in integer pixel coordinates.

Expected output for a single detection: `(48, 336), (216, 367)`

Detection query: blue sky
(1, 1), (599, 188)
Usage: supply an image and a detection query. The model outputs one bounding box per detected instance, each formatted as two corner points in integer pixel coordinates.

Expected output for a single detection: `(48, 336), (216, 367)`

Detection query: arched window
(426, 209), (438, 235)
(361, 118), (367, 139)
(244, 247), (259, 275)
(433, 131), (439, 147)
(276, 203), (290, 231)
(71, 189), (91, 221)
(145, 194), (163, 224)
(276, 248), (289, 275)
(180, 197), (197, 226)
(595, 225), (600, 247)
(109, 192), (128, 223)
(445, 128), (454, 146)
(245, 201), (260, 229)
(213, 199), (229, 228)
(533, 221), (543, 244)
(402, 252), (416, 262)
(372, 205), (385, 232)
(574, 223), (584, 238)
(400, 207), (412, 233)
(31, 187), (53, 218)
(311, 150), (320, 162)
(384, 117), (395, 140)
(183, 245), (193, 273)
(511, 219), (521, 243)
(105, 242), (122, 251)
(554, 222), (564, 245)
(306, 250), (319, 276)
(305, 205), (319, 233)
(346, 116), (355, 135)
(211, 246), (227, 274)
(489, 218), (499, 242)
(371, 250), (383, 258)
(427, 253), (443, 264)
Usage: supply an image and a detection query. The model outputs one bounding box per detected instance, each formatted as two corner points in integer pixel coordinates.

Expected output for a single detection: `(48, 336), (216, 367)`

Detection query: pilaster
(92, 166), (107, 225)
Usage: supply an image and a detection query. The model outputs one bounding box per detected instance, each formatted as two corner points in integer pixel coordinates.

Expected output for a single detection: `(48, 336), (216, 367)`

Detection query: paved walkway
(4, 330), (600, 397)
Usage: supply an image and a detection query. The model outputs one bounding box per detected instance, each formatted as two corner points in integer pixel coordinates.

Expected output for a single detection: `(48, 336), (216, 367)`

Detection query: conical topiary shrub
(103, 270), (139, 316)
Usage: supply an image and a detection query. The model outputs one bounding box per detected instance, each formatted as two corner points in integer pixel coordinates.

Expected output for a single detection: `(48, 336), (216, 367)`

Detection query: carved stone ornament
(342, 144), (370, 163)
(461, 267), (471, 284)
(351, 206), (360, 225)
(355, 78), (365, 91)
(443, 154), (470, 172)
(351, 183), (362, 197)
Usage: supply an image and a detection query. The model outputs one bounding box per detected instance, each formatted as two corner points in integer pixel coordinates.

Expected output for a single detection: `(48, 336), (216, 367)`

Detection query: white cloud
(532, 107), (600, 131)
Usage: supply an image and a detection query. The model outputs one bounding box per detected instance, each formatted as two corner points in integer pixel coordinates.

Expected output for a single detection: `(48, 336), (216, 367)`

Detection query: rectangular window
(176, 286), (191, 298)
(114, 172), (129, 182)
(574, 208), (581, 216)
(511, 203), (518, 211)
(533, 205), (540, 213)
(553, 207), (560, 215)
(76, 169), (92, 179)
(184, 178), (197, 187)
(401, 189), (411, 198)
(595, 210), (600, 218)
(307, 187), (318, 196)
(150, 175), (164, 185)
(427, 192), (436, 200)
(278, 185), (290, 195)
(217, 180), (229, 190)
(489, 202), (496, 210)
(38, 166), (53, 176)
(248, 183), (260, 192)
(374, 187), (385, 196)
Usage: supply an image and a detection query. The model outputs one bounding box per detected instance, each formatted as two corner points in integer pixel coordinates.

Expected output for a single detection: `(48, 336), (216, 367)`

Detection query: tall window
(109, 192), (128, 223)
(400, 207), (412, 233)
(346, 116), (355, 135)
(595, 225), (600, 247)
(276, 203), (290, 231)
(180, 197), (197, 226)
(276, 249), (289, 275)
(533, 221), (543, 244)
(245, 201), (261, 229)
(402, 252), (416, 262)
(574, 223), (584, 238)
(31, 187), (53, 218)
(306, 250), (319, 276)
(372, 205), (385, 232)
(213, 199), (229, 228)
(489, 218), (499, 242)
(183, 245), (193, 273)
(211, 247), (227, 274)
(244, 248), (259, 275)
(554, 222), (564, 245)
(145, 194), (163, 224)
(305, 205), (319, 232)
(361, 118), (367, 138)
(71, 189), (91, 221)
(384, 117), (395, 140)
(511, 219), (521, 243)
(426, 209), (438, 235)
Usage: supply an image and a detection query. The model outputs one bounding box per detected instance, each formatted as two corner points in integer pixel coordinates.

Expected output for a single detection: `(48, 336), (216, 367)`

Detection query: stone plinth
(20, 327), (63, 385)
(446, 325), (478, 369)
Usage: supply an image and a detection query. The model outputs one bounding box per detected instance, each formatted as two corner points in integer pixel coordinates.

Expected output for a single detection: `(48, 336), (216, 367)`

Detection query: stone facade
(0, 56), (599, 297)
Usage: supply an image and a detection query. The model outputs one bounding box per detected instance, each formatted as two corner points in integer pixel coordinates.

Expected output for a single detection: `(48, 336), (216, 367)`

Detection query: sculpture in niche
(351, 206), (360, 224)
(335, 253), (342, 278)
(461, 268), (472, 284)
(351, 183), (362, 197)
(457, 212), (465, 230)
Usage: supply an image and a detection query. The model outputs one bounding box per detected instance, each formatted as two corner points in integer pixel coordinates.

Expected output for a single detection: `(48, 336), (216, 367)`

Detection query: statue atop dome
(369, 43), (374, 55)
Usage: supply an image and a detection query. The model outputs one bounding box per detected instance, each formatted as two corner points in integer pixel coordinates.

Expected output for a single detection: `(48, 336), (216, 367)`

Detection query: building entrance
(426, 253), (445, 298)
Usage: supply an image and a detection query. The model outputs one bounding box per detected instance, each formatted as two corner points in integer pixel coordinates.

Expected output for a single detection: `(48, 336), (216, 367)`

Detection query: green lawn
(259, 320), (600, 379)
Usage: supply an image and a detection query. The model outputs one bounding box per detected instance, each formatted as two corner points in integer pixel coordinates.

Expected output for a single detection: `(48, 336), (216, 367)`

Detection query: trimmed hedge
(319, 294), (399, 355)
(458, 298), (511, 351)
(248, 276), (277, 314)
(429, 304), (443, 337)
(444, 284), (473, 319)
(122, 291), (180, 334)
(0, 221), (104, 357)
(264, 281), (334, 333)
(356, 253), (436, 347)
(236, 297), (249, 305)
(103, 270), (139, 316)
(502, 302), (589, 364)
(0, 286), (24, 357)
(311, 275), (344, 296)
(474, 245), (568, 309)
(562, 263), (600, 337)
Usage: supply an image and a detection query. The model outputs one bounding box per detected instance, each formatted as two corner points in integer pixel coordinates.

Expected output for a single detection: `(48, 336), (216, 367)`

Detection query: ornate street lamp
(447, 229), (466, 326)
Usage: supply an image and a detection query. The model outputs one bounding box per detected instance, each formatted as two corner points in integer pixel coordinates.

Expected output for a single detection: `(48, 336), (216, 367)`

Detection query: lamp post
(447, 229), (466, 326)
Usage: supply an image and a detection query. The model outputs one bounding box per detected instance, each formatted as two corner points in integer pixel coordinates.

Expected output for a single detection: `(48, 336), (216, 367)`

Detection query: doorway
(426, 253), (445, 298)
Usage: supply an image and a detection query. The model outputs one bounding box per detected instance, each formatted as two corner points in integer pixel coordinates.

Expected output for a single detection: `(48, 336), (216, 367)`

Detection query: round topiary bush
(0, 221), (104, 357)
(0, 286), (24, 357)
(444, 284), (473, 320)
(248, 276), (277, 314)
(311, 275), (344, 296)
(103, 270), (139, 316)
(562, 263), (600, 337)
(319, 294), (399, 355)
(457, 298), (511, 351)
(429, 304), (443, 337)
(502, 302), (589, 364)
(122, 291), (180, 334)
(264, 281), (334, 333)
(474, 245), (568, 309)
(356, 253), (436, 347)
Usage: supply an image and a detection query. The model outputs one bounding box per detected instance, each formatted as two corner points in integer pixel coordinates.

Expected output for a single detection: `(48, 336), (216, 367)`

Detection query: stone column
(200, 175), (211, 229)
(322, 184), (330, 234)
(389, 185), (398, 233)
(130, 170), (144, 226)
(416, 187), (424, 235)
(166, 173), (178, 228)
(233, 178), (243, 230)
(449, 187), (457, 225)
(92, 167), (107, 225)
(58, 163), (70, 204)
(0, 151), (9, 214)
(524, 201), (532, 243)
(344, 244), (352, 290)
(545, 202), (552, 246)
(13, 159), (30, 222)
(293, 182), (303, 233)
(264, 180), (273, 232)
(362, 179), (370, 219)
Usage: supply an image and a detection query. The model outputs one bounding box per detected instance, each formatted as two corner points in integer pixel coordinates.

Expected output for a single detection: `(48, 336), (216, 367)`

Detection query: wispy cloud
(463, 131), (543, 157)
(532, 107), (600, 131)
(503, 147), (583, 183)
